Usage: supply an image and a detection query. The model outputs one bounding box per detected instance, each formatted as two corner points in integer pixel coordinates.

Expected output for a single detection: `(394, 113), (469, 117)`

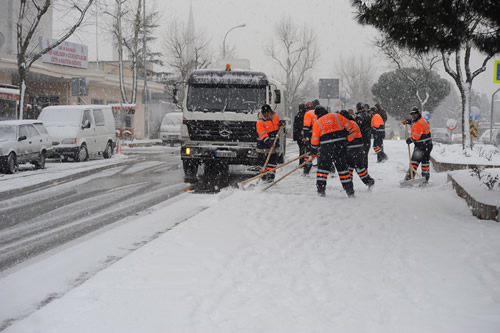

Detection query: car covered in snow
(160, 112), (182, 146)
(431, 128), (451, 144)
(38, 105), (116, 161)
(479, 129), (500, 146)
(0, 120), (53, 173)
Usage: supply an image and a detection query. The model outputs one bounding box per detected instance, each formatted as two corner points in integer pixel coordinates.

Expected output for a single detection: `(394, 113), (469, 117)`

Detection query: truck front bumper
(181, 144), (258, 165)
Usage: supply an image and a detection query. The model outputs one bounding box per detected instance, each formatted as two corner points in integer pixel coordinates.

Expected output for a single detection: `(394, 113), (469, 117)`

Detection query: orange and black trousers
(409, 142), (433, 179)
(316, 141), (353, 193)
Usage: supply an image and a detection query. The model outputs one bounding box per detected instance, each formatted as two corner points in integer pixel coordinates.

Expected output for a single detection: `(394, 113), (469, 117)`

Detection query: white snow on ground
(3, 141), (500, 333)
(0, 154), (129, 193)
(432, 143), (500, 165)
(449, 168), (500, 206)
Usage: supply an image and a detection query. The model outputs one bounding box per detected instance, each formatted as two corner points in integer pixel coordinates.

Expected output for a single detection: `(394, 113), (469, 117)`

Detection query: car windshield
(0, 125), (16, 140)
(187, 85), (266, 113)
(38, 109), (82, 126)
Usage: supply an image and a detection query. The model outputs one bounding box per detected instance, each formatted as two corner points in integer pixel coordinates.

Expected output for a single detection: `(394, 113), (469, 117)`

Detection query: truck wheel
(183, 160), (198, 178)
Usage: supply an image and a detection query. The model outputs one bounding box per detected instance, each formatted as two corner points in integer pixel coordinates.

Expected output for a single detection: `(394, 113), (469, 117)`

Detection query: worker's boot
(317, 185), (326, 197)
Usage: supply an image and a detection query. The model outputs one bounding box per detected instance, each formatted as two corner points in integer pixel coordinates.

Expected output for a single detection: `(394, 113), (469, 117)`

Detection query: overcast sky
(76, 0), (499, 100)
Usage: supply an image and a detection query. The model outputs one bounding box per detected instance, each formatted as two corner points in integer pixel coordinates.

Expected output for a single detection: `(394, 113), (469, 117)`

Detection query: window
(27, 125), (39, 137)
(19, 125), (29, 138)
(91, 98), (104, 105)
(82, 110), (93, 128)
(93, 110), (105, 126)
(34, 123), (48, 135)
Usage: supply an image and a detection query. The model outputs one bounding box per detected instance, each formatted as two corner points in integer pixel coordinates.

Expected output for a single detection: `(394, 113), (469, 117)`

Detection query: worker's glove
(279, 120), (286, 127)
(406, 138), (413, 145)
(402, 119), (411, 125)
(309, 146), (318, 156)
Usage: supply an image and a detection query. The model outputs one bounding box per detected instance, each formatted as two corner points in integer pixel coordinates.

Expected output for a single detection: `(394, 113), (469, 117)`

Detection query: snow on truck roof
(0, 120), (44, 126)
(188, 69), (269, 86)
(42, 105), (111, 111)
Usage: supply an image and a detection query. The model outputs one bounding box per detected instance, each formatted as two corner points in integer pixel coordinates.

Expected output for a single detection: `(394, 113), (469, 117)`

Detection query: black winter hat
(314, 106), (328, 118)
(261, 104), (272, 113)
(298, 103), (305, 111)
(339, 110), (350, 119)
(312, 99), (320, 107)
(410, 106), (420, 114)
(356, 102), (363, 111)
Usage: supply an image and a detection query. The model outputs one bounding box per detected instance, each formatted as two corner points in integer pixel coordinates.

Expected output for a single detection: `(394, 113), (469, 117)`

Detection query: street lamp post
(222, 24), (246, 59)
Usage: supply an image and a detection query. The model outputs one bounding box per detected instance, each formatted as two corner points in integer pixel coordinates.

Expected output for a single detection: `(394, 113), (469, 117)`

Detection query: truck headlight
(185, 147), (191, 155)
(61, 138), (77, 144)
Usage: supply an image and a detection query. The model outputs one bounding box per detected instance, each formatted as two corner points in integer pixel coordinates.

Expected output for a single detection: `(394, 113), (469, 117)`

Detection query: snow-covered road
(2, 140), (500, 332)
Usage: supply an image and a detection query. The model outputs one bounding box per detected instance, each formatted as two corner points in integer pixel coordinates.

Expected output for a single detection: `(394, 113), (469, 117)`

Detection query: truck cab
(181, 65), (285, 179)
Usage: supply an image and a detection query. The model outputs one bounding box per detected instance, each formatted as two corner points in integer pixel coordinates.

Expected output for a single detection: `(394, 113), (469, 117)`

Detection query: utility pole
(142, 0), (149, 138)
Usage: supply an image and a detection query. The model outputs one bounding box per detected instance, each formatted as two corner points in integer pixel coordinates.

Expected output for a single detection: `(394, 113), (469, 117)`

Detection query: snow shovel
(400, 123), (426, 188)
(239, 153), (310, 188)
(263, 155), (317, 192)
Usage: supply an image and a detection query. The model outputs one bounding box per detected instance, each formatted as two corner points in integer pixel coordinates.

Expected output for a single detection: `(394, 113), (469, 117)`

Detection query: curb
(0, 159), (134, 201)
(431, 156), (500, 172)
(447, 173), (499, 222)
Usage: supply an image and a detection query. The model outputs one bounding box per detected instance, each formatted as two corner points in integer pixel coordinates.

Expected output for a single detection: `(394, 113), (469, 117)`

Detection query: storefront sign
(40, 37), (88, 69)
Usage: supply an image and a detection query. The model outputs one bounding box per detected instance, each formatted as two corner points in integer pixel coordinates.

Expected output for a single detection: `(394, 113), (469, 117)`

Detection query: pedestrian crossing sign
(495, 61), (500, 84)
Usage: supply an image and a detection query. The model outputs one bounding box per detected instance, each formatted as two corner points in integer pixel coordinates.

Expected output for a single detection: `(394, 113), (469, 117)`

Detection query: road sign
(469, 106), (480, 120)
(495, 61), (500, 84)
(422, 111), (431, 121)
(446, 119), (457, 131)
(470, 120), (478, 138)
(319, 79), (339, 99)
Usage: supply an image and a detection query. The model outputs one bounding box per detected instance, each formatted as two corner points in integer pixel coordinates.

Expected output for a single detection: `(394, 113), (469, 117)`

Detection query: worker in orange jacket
(402, 106), (433, 182)
(310, 106), (354, 197)
(370, 107), (389, 163)
(340, 110), (375, 187)
(302, 100), (318, 175)
(256, 104), (285, 182)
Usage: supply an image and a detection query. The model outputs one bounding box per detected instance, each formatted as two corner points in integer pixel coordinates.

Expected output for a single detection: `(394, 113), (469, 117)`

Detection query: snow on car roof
(0, 120), (44, 126)
(42, 105), (111, 111)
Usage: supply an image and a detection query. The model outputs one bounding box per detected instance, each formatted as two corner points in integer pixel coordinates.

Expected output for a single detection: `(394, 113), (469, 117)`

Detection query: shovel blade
(400, 177), (427, 188)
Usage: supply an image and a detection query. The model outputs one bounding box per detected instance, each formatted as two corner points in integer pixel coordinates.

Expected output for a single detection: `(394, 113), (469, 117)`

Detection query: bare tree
(104, 0), (160, 104)
(163, 19), (212, 103)
(374, 37), (442, 112)
(266, 16), (319, 117)
(334, 55), (376, 108)
(16, 0), (94, 119)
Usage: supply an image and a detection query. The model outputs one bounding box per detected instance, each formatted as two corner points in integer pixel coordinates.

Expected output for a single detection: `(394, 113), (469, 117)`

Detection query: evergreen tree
(372, 68), (450, 120)
(352, 0), (500, 149)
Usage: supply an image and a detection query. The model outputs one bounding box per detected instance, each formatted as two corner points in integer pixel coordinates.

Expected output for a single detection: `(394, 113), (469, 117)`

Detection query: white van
(160, 112), (182, 146)
(38, 105), (116, 161)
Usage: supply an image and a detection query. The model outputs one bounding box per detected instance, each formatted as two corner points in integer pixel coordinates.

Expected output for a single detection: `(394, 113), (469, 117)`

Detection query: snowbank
(432, 143), (500, 166)
(448, 168), (500, 207)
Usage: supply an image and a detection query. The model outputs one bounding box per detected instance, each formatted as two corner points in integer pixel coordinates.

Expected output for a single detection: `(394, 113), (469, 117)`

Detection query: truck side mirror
(18, 135), (27, 141)
(81, 119), (90, 129)
(274, 90), (281, 104)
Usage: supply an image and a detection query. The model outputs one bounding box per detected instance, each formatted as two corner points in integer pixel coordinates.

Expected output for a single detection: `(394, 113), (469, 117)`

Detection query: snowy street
(2, 140), (500, 332)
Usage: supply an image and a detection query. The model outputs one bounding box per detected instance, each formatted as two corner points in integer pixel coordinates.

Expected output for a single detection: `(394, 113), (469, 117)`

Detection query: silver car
(0, 120), (53, 173)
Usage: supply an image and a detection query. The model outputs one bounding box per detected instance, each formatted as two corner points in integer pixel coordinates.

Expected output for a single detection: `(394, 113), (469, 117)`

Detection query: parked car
(431, 128), (451, 143)
(38, 105), (116, 161)
(479, 129), (500, 146)
(160, 112), (182, 146)
(0, 120), (53, 173)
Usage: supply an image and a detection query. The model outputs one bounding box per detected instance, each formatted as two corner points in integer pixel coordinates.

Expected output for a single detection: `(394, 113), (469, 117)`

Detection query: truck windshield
(0, 125), (16, 141)
(187, 85), (266, 113)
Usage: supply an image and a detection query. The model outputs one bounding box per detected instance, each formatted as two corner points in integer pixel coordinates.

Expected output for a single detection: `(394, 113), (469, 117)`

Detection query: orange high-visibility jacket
(371, 113), (384, 129)
(346, 119), (362, 143)
(311, 113), (350, 147)
(256, 113), (280, 141)
(303, 109), (317, 131)
(410, 117), (431, 143)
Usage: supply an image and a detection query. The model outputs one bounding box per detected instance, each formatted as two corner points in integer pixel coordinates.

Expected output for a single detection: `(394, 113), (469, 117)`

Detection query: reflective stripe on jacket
(411, 117), (431, 143)
(371, 113), (385, 133)
(310, 113), (350, 148)
(256, 113), (280, 141)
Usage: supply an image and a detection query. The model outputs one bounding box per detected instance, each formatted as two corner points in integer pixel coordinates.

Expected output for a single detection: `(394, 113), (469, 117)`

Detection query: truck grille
(184, 120), (257, 142)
